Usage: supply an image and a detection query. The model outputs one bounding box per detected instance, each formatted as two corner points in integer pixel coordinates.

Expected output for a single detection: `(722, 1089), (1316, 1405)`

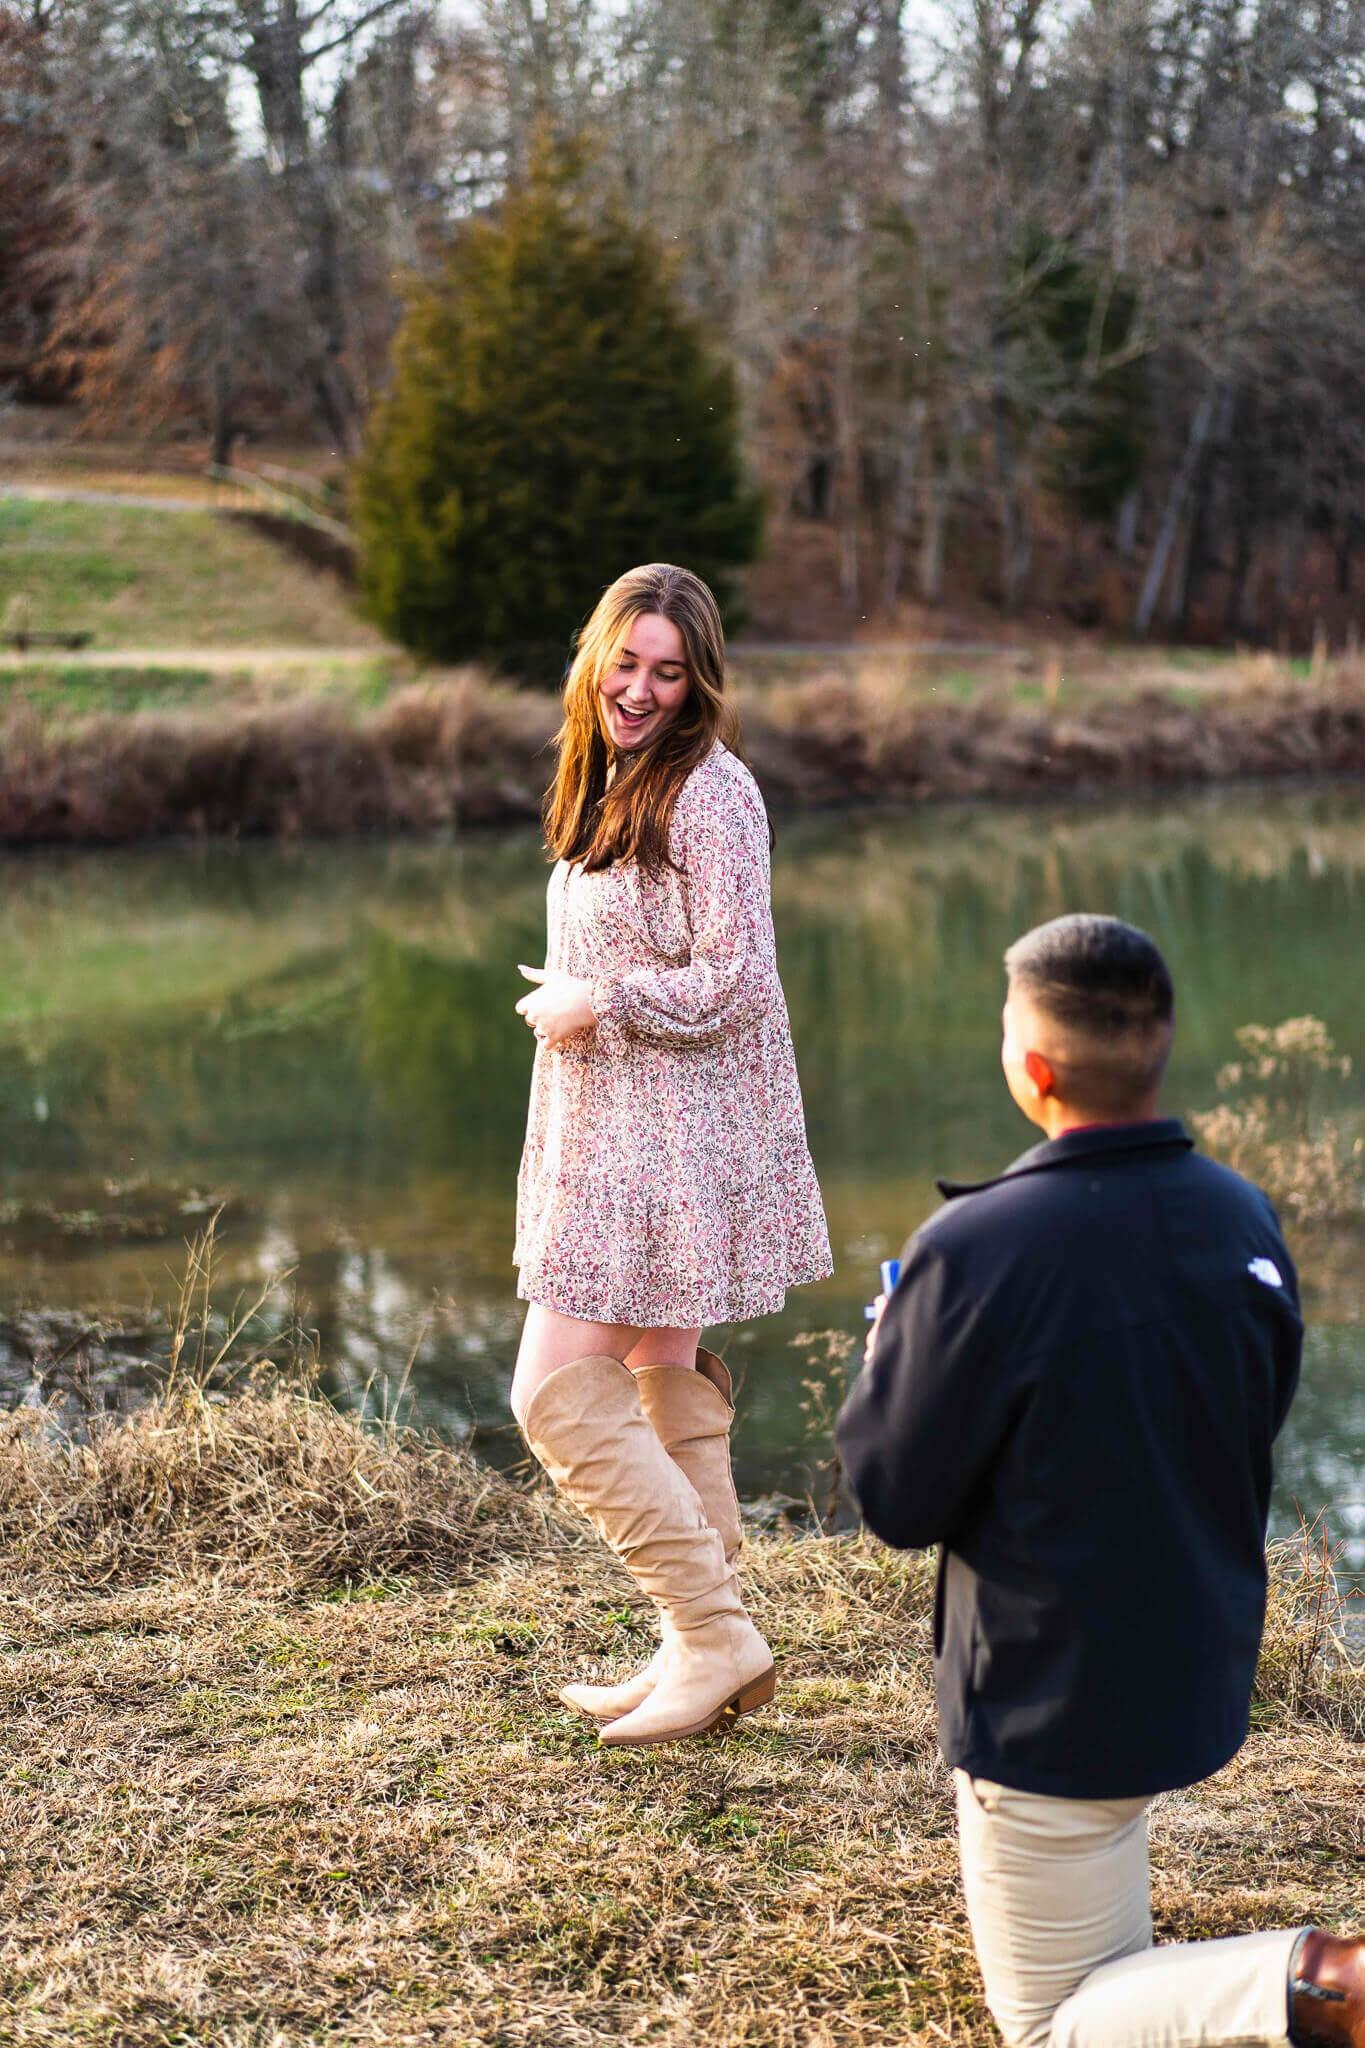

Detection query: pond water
(2, 787), (1362, 1583)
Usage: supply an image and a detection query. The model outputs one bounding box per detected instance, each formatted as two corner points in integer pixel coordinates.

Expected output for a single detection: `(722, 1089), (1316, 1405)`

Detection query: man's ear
(1023, 1049), (1056, 1100)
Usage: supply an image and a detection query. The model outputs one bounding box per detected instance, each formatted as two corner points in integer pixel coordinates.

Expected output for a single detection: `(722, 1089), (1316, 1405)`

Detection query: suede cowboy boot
(559, 1349), (743, 1725)
(523, 1354), (773, 1746)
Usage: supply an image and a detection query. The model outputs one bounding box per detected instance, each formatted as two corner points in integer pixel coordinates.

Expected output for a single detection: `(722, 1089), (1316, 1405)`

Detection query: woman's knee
(511, 1351), (581, 1431)
(511, 1307), (634, 1426)
(509, 1344), (567, 1431)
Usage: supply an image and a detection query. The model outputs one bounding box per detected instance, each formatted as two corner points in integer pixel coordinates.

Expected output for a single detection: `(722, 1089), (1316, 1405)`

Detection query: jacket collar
(937, 1118), (1194, 1200)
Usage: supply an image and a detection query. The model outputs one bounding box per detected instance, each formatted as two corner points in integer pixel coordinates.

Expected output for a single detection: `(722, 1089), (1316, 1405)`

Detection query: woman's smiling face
(598, 612), (690, 752)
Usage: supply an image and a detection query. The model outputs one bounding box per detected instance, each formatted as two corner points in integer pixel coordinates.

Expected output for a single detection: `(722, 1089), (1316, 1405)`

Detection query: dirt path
(0, 480), (220, 513)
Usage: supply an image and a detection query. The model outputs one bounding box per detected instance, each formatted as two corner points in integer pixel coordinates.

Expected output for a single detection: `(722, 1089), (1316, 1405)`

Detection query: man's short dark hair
(1004, 915), (1174, 1112)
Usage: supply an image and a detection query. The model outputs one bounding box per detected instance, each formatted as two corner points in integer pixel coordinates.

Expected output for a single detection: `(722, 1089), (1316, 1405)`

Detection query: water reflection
(1, 787), (1361, 1576)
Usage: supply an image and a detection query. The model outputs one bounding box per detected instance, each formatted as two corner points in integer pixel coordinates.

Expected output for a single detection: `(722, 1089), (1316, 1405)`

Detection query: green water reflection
(1, 787), (1361, 1574)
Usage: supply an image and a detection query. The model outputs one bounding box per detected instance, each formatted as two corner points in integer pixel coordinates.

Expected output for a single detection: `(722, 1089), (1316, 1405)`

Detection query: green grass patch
(313, 1576), (411, 1606)
(350, 655), (400, 705)
(0, 663), (218, 715)
(1156, 646), (1229, 672)
(0, 654), (408, 723)
(0, 498), (377, 650)
(926, 668), (982, 702)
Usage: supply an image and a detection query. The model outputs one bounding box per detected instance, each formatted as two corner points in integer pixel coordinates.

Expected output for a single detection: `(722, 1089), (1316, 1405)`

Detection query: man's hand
(864, 1292), (887, 1367)
(515, 965), (598, 1051)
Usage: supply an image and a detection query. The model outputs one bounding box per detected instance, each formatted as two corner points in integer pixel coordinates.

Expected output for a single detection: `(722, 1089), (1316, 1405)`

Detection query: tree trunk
(1220, 386), (1256, 640)
(240, 4), (363, 456)
(1224, 495), (1256, 640)
(1168, 384), (1231, 635)
(879, 398), (923, 614)
(832, 328), (861, 608)
(874, 0), (905, 188)
(1335, 519), (1356, 597)
(210, 389), (238, 469)
(992, 394), (1032, 612)
(1276, 510), (1306, 639)
(1166, 468), (1206, 635)
(918, 472), (946, 604)
(1116, 486), (1140, 561)
(1135, 382), (1218, 637)
(290, 164), (363, 457)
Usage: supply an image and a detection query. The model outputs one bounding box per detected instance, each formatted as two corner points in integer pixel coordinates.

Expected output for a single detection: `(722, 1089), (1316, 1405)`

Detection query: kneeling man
(838, 914), (1361, 2048)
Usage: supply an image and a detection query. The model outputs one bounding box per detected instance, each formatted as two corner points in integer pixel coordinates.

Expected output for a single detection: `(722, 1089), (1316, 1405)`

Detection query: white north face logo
(1248, 1258), (1284, 1289)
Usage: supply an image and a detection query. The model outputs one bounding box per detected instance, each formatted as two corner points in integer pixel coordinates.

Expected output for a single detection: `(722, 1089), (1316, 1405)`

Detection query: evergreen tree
(354, 154), (762, 676)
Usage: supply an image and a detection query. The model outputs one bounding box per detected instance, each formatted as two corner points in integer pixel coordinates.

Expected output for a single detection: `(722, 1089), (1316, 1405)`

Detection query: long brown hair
(543, 563), (742, 872)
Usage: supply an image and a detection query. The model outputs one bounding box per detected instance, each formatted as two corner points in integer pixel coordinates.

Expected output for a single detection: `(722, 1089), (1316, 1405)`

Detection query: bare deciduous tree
(7, 0), (1365, 642)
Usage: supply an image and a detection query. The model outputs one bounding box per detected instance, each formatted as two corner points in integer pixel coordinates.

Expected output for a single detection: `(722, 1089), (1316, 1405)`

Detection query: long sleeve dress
(514, 741), (833, 1328)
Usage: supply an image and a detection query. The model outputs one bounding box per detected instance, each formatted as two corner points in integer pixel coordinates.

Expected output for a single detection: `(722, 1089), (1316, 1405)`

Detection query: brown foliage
(3, 669), (1365, 847)
(742, 677), (1365, 807)
(0, 675), (557, 844)
(0, 14), (69, 398)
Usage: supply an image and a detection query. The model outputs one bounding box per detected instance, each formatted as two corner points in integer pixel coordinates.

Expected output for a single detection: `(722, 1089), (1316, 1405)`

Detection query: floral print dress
(514, 742), (832, 1327)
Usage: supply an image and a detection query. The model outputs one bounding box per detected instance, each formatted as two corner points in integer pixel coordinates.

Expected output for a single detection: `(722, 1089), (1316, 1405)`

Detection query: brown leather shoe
(1290, 1931), (1365, 2048)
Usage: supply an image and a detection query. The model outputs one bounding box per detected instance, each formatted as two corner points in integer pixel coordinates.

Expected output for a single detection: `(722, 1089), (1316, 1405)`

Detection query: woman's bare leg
(623, 1327), (701, 1372)
(510, 1304), (700, 1427)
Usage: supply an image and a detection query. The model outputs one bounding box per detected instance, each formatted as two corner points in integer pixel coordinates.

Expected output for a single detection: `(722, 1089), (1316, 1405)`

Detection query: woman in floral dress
(511, 562), (831, 1747)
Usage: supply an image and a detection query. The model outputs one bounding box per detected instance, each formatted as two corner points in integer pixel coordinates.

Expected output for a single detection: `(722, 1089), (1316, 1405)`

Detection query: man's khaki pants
(955, 1772), (1304, 2048)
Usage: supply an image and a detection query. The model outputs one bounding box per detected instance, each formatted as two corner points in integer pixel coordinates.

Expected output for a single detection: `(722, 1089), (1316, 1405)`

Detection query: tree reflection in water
(0, 789), (1361, 1582)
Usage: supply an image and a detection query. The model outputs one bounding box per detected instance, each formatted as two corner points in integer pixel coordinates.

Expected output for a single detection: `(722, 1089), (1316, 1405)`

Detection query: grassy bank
(1, 1378), (1359, 2047)
(0, 498), (373, 650)
(2, 660), (1365, 845)
(2, 493), (1364, 840)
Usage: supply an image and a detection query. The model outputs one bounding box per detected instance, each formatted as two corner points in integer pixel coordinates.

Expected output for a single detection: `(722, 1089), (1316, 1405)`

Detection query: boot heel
(737, 1663), (776, 1713)
(710, 1662), (777, 1735)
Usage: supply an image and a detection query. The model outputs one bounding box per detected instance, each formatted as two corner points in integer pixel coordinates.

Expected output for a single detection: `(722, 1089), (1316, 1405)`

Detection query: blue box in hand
(864, 1258), (901, 1322)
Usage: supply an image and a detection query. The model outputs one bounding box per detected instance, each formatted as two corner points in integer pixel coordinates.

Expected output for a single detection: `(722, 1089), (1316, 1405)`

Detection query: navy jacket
(836, 1121), (1303, 1799)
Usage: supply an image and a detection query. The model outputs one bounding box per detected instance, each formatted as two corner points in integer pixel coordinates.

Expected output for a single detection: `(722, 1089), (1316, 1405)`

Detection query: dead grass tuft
(1256, 1524), (1364, 1738)
(0, 1379), (557, 1593)
(1191, 1017), (1364, 1225)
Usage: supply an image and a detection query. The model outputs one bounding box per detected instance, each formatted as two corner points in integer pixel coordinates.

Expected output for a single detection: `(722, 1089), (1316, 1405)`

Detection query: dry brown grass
(1, 660), (1365, 845)
(1, 1374), (1360, 2048)
(0, 673), (557, 844)
(0, 1384), (548, 1595)
(739, 667), (1365, 806)
(1189, 1018), (1364, 1226)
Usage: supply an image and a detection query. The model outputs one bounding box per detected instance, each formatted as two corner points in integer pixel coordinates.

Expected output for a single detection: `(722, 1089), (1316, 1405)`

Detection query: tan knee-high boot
(642, 1351), (744, 1562)
(559, 1350), (742, 1724)
(523, 1354), (773, 1746)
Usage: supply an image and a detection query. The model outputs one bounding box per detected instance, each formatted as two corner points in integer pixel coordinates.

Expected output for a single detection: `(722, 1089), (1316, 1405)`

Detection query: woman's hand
(515, 965), (598, 1051)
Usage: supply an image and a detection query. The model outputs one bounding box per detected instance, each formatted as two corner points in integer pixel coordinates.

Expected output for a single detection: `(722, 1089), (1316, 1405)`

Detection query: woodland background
(3, 0), (1365, 648)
